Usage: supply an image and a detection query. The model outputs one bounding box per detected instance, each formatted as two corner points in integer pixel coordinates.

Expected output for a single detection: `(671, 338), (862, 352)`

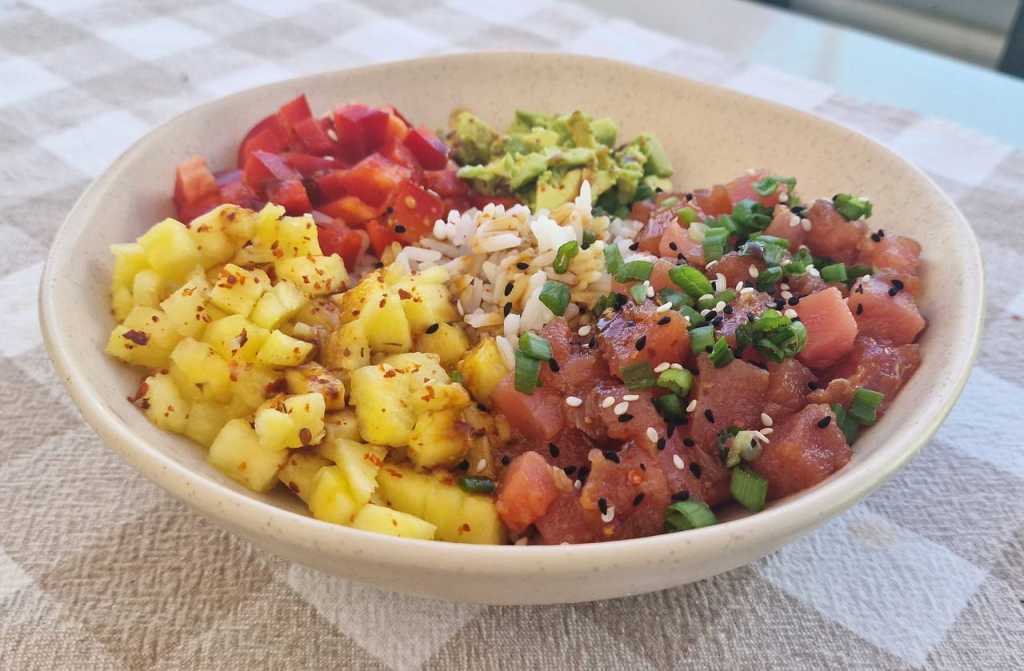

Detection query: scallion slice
(669, 265), (713, 298)
(654, 393), (686, 423)
(833, 193), (873, 221)
(660, 195), (680, 209)
(697, 293), (718, 310)
(709, 337), (734, 368)
(450, 370), (464, 384)
(657, 368), (693, 397)
(622, 361), (656, 390)
(665, 500), (717, 531)
(617, 259), (654, 283)
(730, 467), (768, 512)
(659, 287), (692, 310)
(756, 266), (784, 291)
(676, 206), (697, 224)
(553, 240), (579, 274)
(458, 477), (496, 494)
(518, 332), (552, 360)
(730, 200), (774, 237)
(831, 403), (860, 444)
(783, 248), (814, 275)
(514, 350), (540, 394)
(689, 325), (715, 354)
(725, 430), (763, 468)
(581, 230), (597, 249)
(820, 262), (848, 283)
(847, 264), (873, 281)
(604, 243), (624, 276)
(702, 227), (730, 261)
(539, 280), (570, 316)
(850, 388), (884, 425)
(679, 304), (705, 327)
(752, 175), (796, 197)
(630, 284), (648, 304)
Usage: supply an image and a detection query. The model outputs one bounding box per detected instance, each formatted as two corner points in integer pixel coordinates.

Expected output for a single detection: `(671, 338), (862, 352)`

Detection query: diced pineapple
(130, 269), (167, 308)
(351, 504), (436, 540)
(208, 418), (288, 492)
(256, 329), (313, 367)
(459, 495), (507, 545)
(160, 270), (212, 338)
(323, 410), (360, 443)
(111, 242), (149, 291)
(323, 320), (370, 371)
(292, 296), (341, 331)
(184, 400), (232, 447)
(349, 363), (416, 447)
(112, 286), (134, 322)
(253, 406), (295, 451)
(230, 362), (282, 409)
(335, 270), (384, 323)
(414, 323), (470, 368)
(249, 280), (307, 330)
(277, 215), (322, 257)
(189, 207), (237, 269)
(285, 362), (345, 410)
(309, 465), (360, 524)
(408, 408), (471, 468)
(457, 338), (509, 404)
(376, 465), (431, 519)
(138, 372), (190, 434)
(393, 274), (457, 334)
(203, 315), (269, 363)
(383, 352), (469, 414)
(278, 451), (331, 503)
(275, 254), (348, 297)
(316, 438), (386, 507)
(169, 337), (233, 402)
(254, 203), (285, 248)
(284, 392), (326, 444)
(138, 218), (201, 284)
(208, 263), (269, 316)
(360, 288), (412, 353)
(219, 205), (258, 242)
(253, 392), (325, 451)
(106, 307), (182, 368)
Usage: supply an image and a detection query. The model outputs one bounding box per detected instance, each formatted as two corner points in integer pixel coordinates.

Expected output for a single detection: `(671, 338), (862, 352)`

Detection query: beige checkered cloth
(1, 1), (1022, 669)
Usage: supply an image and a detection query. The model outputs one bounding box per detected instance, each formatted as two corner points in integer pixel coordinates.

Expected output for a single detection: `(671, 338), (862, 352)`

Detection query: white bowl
(40, 53), (983, 605)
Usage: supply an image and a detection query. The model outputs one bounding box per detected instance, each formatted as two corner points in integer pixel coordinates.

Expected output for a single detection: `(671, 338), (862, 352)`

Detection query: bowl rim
(40, 51), (984, 574)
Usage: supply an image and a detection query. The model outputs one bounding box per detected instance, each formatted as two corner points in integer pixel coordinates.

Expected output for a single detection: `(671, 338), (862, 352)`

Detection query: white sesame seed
(623, 394), (640, 402)
(714, 301), (726, 313)
(748, 265), (760, 278)
(801, 218), (812, 232)
(578, 325), (592, 337)
(780, 283), (790, 290)
(600, 505), (616, 523)
(653, 362), (671, 373)
(565, 396), (583, 407)
(456, 300), (465, 315)
(761, 412), (774, 427)
(601, 396), (615, 408)
(476, 459), (487, 471)
(753, 431), (771, 444)
(681, 315), (692, 326)
(686, 399), (698, 412)
(672, 454), (685, 470)
(613, 401), (630, 415)
(808, 266), (821, 277)
(779, 191), (789, 203)
(656, 302), (673, 313)
(789, 214), (801, 228)
(705, 260), (718, 271)
(781, 291), (793, 300)
(784, 308), (799, 319)
(671, 363), (685, 370)
(761, 427), (774, 435)
(716, 273), (727, 292)
(574, 480), (582, 490)
(514, 537), (529, 545)
(646, 427), (658, 443)
(699, 293), (714, 302)
(735, 281), (745, 291)
(740, 286), (755, 295)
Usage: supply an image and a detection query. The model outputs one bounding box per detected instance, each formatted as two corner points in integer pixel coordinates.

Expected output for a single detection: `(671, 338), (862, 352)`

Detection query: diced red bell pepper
(311, 169), (348, 203)
(291, 116), (336, 155)
(390, 180), (444, 244)
(379, 141), (423, 182)
(422, 164), (469, 199)
(470, 194), (520, 210)
(402, 127), (449, 170)
(175, 192), (223, 224)
(219, 180), (262, 210)
(317, 221), (368, 269)
(337, 153), (411, 206)
(237, 113), (291, 167)
(265, 178), (311, 215)
(173, 156), (219, 211)
(380, 108), (409, 147)
(280, 152), (336, 177)
(332, 104), (389, 162)
(319, 195), (385, 225)
(366, 219), (400, 256)
(277, 94), (313, 127)
(243, 150), (301, 191)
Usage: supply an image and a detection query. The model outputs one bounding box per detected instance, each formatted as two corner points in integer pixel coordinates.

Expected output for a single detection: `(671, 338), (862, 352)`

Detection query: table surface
(1, 1), (1023, 670)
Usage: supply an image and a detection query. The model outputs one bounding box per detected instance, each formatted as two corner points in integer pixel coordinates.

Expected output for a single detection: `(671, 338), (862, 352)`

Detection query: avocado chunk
(509, 153), (549, 191)
(637, 133), (673, 178)
(591, 117), (618, 147)
(536, 169), (583, 210)
(448, 111), (499, 165)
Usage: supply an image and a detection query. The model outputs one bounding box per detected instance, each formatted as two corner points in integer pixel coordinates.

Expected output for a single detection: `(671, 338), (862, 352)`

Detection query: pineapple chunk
(376, 465), (505, 544)
(208, 418), (288, 492)
(111, 242), (149, 291)
(184, 400), (232, 447)
(393, 274), (457, 334)
(309, 465), (360, 524)
(203, 315), (269, 363)
(292, 296), (341, 331)
(169, 337), (233, 402)
(189, 208), (236, 269)
(160, 270), (212, 337)
(277, 215), (322, 257)
(351, 504), (436, 540)
(335, 270), (383, 323)
(278, 450), (330, 503)
(219, 205), (258, 242)
(275, 254), (348, 297)
(138, 218), (201, 283)
(285, 362), (345, 410)
(112, 286), (134, 322)
(323, 320), (370, 371)
(131, 269), (167, 308)
(457, 338), (509, 404)
(138, 373), (190, 434)
(106, 307), (182, 368)
(256, 329), (313, 367)
(316, 438), (386, 507)
(349, 363), (416, 447)
(230, 362), (282, 409)
(323, 410), (360, 443)
(414, 323), (470, 368)
(208, 263), (269, 316)
(360, 287), (412, 353)
(249, 280), (307, 330)
(253, 392), (325, 451)
(408, 408), (471, 468)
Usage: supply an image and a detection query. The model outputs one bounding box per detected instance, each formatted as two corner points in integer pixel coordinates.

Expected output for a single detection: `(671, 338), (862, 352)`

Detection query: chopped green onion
(654, 393), (686, 423)
(659, 287), (692, 310)
(756, 266), (784, 291)
(730, 467), (768, 512)
(831, 403), (860, 444)
(629, 284), (648, 304)
(679, 304), (705, 327)
(676, 206), (697, 224)
(697, 293), (718, 310)
(752, 175), (796, 197)
(450, 370), (464, 384)
(518, 332), (552, 360)
(702, 227), (730, 261)
(604, 243), (624, 276)
(741, 234), (789, 266)
(709, 337), (734, 368)
(539, 280), (570, 316)
(553, 240), (579, 274)
(716, 289), (737, 304)
(734, 309), (806, 362)
(820, 262), (848, 283)
(622, 361), (657, 390)
(850, 388), (885, 425)
(458, 477), (496, 494)
(725, 430), (763, 468)
(617, 259), (654, 282)
(689, 325), (715, 354)
(782, 248), (814, 275)
(833, 193), (873, 221)
(665, 500), (717, 531)
(593, 292), (628, 316)
(669, 265), (713, 299)
(660, 195), (680, 209)
(581, 230), (597, 249)
(657, 368), (693, 397)
(514, 350), (540, 394)
(730, 200), (773, 237)
(847, 264), (873, 281)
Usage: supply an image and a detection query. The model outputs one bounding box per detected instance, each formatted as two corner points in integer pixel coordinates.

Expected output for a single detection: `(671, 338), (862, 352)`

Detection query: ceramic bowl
(40, 52), (982, 604)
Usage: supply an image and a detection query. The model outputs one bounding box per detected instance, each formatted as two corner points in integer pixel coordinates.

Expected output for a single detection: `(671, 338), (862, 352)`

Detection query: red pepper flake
(122, 329), (149, 346)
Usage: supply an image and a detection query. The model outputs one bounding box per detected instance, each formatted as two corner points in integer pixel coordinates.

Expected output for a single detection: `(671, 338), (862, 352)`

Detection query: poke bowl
(39, 52), (983, 604)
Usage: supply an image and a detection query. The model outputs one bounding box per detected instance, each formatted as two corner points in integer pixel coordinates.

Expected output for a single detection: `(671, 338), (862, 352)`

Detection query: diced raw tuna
(693, 184), (732, 216)
(762, 206), (806, 251)
(724, 169), (788, 208)
(763, 358), (816, 421)
(717, 290), (772, 352)
(657, 430), (732, 506)
(538, 319), (605, 394)
(491, 376), (564, 442)
(649, 259), (676, 292)
(636, 208), (675, 255)
(597, 302), (689, 379)
(543, 428), (599, 472)
(750, 403), (851, 499)
(804, 199), (868, 264)
(713, 252), (766, 291)
(578, 447), (671, 540)
(786, 272), (828, 298)
(858, 235), (921, 282)
(495, 451), (561, 534)
(658, 220), (704, 266)
(794, 287), (859, 370)
(564, 376), (665, 447)
(535, 492), (602, 544)
(690, 355), (770, 452)
(809, 336), (921, 413)
(846, 275), (925, 346)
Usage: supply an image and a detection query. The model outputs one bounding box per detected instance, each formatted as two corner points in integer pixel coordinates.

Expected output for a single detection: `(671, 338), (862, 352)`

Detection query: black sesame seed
(671, 490), (690, 502)
(564, 465), (577, 476)
(589, 336), (597, 349)
(635, 335), (647, 351)
(628, 242), (639, 251)
(683, 438), (696, 447)
(711, 317), (724, 327)
(598, 497), (609, 514)
(704, 409), (716, 423)
(500, 455), (511, 466)
(723, 305), (734, 315)
(807, 381), (819, 390)
(425, 322), (440, 334)
(817, 416), (832, 429)
(669, 242), (678, 251)
(870, 233), (881, 243)
(548, 443), (560, 458)
(705, 310), (717, 320)
(689, 462), (703, 478)
(632, 493), (646, 507)
(578, 466), (590, 483)
(774, 298), (786, 309)
(677, 253), (685, 261)
(618, 414), (634, 423)
(603, 450), (621, 463)
(456, 459), (470, 471)
(503, 302), (513, 317)
(856, 303), (864, 315)
(892, 279), (904, 290)
(888, 287), (899, 297)
(516, 262), (529, 270)
(477, 403), (489, 412)
(656, 437), (667, 451)
(657, 316), (671, 325)
(394, 224), (407, 234)
(787, 296), (799, 306)
(374, 261), (385, 269)
(548, 358), (560, 372)
(705, 345), (714, 354)
(504, 281), (514, 296)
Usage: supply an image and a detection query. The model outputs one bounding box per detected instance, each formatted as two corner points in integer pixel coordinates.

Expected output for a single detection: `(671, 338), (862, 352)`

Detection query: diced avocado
(448, 111), (499, 165)
(508, 153), (549, 190)
(567, 111), (596, 148)
(583, 166), (616, 201)
(549, 146), (595, 168)
(614, 161), (645, 205)
(591, 117), (618, 147)
(637, 132), (673, 177)
(536, 169), (583, 210)
(510, 109), (554, 133)
(643, 175), (674, 194)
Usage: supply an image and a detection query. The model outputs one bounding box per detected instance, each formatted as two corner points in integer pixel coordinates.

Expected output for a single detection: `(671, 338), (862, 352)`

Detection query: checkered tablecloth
(2, 0), (1022, 669)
